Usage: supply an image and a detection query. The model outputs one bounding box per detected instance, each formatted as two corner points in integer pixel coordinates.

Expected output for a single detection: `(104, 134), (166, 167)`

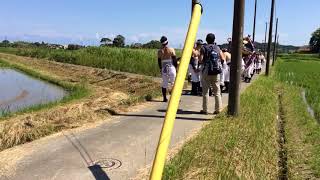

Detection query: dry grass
(0, 53), (160, 151)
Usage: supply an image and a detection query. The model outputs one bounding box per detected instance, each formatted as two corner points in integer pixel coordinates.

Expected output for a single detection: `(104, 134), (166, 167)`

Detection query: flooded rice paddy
(0, 68), (67, 115)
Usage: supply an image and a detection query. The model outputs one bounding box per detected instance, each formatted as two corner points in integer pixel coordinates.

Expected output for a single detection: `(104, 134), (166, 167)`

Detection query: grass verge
(280, 84), (320, 179)
(0, 59), (89, 119)
(162, 54), (320, 179)
(163, 77), (279, 179)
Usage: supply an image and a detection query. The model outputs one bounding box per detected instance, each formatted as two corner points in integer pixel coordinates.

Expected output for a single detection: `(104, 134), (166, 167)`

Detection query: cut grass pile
(0, 47), (182, 77)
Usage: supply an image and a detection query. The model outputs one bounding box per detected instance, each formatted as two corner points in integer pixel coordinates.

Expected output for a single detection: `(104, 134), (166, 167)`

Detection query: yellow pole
(149, 3), (202, 180)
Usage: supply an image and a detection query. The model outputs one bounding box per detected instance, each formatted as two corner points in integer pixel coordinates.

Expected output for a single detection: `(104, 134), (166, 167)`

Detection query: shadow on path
(157, 109), (202, 115)
(64, 133), (110, 180)
(114, 113), (211, 122)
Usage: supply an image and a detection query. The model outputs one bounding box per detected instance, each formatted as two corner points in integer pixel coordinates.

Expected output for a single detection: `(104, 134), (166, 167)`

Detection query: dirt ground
(0, 53), (161, 151)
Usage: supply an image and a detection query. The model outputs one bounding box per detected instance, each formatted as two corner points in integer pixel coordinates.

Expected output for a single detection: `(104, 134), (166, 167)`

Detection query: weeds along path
(0, 53), (160, 152)
(163, 77), (279, 179)
(279, 84), (320, 179)
(276, 89), (288, 180)
(276, 54), (320, 179)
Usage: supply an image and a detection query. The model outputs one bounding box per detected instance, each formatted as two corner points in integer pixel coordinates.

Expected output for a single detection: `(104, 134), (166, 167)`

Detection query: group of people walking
(157, 33), (265, 115)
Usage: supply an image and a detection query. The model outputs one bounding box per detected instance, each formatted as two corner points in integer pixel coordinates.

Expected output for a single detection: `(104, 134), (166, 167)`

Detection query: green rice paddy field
(0, 47), (182, 77)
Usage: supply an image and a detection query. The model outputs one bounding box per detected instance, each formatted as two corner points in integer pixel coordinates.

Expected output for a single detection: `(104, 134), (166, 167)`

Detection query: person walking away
(256, 52), (265, 74)
(221, 48), (231, 93)
(189, 40), (203, 95)
(158, 36), (177, 102)
(200, 33), (226, 115)
(243, 54), (255, 83)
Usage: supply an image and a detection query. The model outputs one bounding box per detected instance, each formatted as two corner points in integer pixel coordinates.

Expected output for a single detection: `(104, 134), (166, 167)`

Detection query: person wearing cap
(189, 39), (203, 95)
(200, 33), (226, 115)
(158, 36), (177, 102)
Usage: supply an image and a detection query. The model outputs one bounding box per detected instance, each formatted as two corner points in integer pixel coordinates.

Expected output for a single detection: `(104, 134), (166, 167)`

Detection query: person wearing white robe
(221, 49), (231, 93)
(243, 54), (255, 83)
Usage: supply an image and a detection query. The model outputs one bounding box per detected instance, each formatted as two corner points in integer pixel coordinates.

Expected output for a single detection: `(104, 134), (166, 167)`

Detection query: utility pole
(266, 0), (275, 76)
(192, 0), (199, 14)
(272, 18), (278, 66)
(252, 0), (257, 42)
(228, 0), (245, 116)
(264, 22), (268, 56)
(275, 34), (279, 62)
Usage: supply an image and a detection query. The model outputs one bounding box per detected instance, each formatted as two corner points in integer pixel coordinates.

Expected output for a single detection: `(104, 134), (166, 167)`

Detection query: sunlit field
(0, 47), (182, 77)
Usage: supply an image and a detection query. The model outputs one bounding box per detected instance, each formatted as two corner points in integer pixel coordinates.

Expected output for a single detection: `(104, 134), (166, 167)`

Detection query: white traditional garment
(188, 58), (200, 82)
(244, 57), (255, 78)
(222, 52), (231, 83)
(198, 63), (204, 87)
(257, 55), (266, 69)
(161, 59), (176, 88)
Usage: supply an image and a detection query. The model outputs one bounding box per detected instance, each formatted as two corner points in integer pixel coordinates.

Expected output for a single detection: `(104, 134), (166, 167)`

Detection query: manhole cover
(94, 158), (122, 170)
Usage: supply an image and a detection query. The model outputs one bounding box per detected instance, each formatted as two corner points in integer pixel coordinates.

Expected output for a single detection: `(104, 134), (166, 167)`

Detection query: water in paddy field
(301, 89), (316, 119)
(0, 68), (67, 115)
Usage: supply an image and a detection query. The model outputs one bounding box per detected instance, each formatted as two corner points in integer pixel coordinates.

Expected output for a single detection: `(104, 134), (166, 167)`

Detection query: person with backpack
(199, 33), (226, 115)
(158, 36), (178, 102)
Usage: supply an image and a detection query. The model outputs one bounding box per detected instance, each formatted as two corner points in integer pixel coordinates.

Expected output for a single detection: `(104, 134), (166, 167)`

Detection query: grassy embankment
(275, 54), (320, 178)
(163, 54), (320, 179)
(0, 47), (181, 77)
(0, 59), (89, 118)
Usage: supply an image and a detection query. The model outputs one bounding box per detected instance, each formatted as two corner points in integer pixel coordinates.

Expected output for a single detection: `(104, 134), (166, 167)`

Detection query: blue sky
(1, 0), (319, 47)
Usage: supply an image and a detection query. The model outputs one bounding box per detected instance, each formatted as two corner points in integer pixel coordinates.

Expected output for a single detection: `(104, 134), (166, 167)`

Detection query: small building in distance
(297, 45), (311, 53)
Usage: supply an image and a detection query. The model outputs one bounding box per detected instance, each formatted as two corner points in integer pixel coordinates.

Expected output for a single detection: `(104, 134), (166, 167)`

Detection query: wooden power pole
(252, 0), (257, 42)
(266, 0), (275, 76)
(228, 0), (245, 116)
(272, 18), (278, 66)
(192, 0), (199, 14)
(276, 34), (279, 60)
(264, 22), (268, 56)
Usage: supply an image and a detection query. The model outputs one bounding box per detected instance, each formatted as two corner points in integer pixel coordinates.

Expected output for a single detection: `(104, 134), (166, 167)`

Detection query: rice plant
(0, 47), (182, 77)
(275, 54), (320, 121)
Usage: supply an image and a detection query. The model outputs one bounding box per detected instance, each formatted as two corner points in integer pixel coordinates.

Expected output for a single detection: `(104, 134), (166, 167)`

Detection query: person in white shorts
(189, 39), (203, 95)
(256, 52), (265, 74)
(221, 48), (231, 93)
(243, 53), (255, 83)
(158, 36), (177, 102)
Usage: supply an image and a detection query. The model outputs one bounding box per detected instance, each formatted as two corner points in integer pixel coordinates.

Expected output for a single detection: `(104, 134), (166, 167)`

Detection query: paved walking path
(0, 74), (262, 180)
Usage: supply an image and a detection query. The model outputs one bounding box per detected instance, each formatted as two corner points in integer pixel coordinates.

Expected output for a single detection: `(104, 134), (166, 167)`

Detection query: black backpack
(203, 45), (222, 75)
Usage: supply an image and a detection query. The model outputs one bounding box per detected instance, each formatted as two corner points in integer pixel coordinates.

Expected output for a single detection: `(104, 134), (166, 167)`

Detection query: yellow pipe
(149, 3), (202, 180)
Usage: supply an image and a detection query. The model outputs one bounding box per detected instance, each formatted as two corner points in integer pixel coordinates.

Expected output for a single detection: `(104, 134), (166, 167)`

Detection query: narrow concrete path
(0, 74), (262, 180)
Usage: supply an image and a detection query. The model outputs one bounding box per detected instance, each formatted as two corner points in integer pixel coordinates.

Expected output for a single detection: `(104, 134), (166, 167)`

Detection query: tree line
(309, 27), (320, 53)
(100, 34), (162, 49)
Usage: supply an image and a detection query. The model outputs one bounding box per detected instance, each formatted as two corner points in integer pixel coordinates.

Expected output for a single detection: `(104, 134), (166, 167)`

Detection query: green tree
(0, 40), (10, 47)
(309, 27), (320, 53)
(113, 35), (125, 47)
(2, 40), (10, 44)
(142, 40), (162, 49)
(100, 38), (112, 46)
